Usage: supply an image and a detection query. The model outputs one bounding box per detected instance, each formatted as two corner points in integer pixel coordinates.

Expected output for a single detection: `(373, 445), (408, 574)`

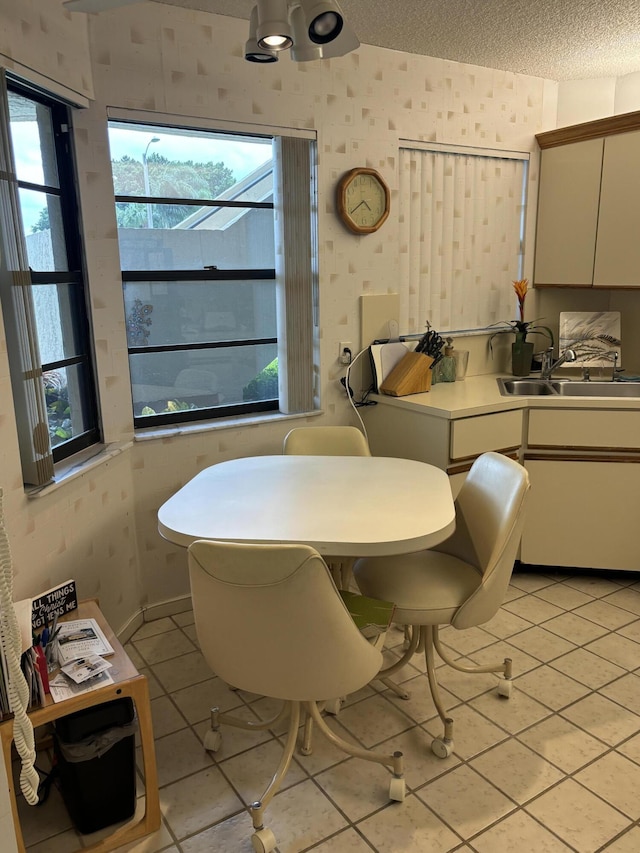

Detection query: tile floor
(17, 567), (640, 853)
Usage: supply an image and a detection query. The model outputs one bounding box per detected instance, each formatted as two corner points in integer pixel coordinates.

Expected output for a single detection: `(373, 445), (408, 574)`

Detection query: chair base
(378, 624), (513, 758)
(204, 699), (405, 849)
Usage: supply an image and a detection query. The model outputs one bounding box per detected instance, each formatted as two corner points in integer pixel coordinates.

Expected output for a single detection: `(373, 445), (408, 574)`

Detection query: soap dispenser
(434, 337), (457, 383)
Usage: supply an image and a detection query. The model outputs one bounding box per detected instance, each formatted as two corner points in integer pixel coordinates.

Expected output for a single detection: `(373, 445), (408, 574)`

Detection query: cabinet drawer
(450, 410), (523, 461)
(529, 409), (640, 450)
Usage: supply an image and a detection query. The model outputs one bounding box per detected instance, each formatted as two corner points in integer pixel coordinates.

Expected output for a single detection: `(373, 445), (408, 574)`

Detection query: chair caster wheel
(324, 697), (342, 715)
(203, 729), (222, 752)
(431, 737), (453, 759)
(251, 827), (276, 853)
(497, 679), (512, 698)
(389, 776), (406, 801)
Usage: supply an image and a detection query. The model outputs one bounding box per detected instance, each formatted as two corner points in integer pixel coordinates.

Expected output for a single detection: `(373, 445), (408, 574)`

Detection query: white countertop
(370, 374), (640, 419)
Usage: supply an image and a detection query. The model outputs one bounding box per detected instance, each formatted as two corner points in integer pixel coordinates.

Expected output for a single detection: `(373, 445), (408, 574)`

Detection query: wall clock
(336, 167), (390, 234)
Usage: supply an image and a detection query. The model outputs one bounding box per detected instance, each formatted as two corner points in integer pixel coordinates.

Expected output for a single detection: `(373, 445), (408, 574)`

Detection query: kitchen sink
(497, 377), (640, 398)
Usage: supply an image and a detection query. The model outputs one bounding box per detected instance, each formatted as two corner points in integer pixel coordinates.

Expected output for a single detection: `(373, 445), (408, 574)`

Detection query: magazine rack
(0, 599), (160, 853)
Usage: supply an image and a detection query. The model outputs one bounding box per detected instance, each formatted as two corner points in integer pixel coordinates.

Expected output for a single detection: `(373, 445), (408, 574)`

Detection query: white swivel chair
(353, 451), (530, 759)
(283, 424), (371, 457)
(188, 539), (405, 853)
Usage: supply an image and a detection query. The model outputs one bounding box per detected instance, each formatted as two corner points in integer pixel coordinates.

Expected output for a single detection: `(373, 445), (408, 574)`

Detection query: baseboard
(116, 594), (193, 643)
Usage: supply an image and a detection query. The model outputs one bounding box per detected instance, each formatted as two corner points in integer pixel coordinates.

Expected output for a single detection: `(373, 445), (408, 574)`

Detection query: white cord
(344, 347), (371, 445)
(0, 490), (39, 805)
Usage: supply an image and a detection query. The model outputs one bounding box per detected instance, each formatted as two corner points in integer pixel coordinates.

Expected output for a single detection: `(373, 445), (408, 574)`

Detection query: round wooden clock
(336, 167), (390, 234)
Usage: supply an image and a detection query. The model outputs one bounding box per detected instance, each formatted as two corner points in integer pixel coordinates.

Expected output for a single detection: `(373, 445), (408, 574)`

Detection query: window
(0, 74), (100, 486)
(398, 142), (529, 335)
(108, 119), (316, 428)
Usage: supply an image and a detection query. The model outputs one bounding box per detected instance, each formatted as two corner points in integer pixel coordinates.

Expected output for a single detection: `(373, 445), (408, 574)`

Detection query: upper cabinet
(534, 111), (640, 289)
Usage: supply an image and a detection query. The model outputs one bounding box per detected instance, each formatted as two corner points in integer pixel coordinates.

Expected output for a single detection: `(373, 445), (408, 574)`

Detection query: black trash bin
(53, 697), (138, 834)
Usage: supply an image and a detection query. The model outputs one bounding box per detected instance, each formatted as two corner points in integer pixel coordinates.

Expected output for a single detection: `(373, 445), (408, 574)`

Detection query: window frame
(1, 75), (100, 476)
(109, 117), (316, 429)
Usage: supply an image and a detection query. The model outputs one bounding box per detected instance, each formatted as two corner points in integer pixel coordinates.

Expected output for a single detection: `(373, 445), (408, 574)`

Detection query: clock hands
(349, 199), (372, 214)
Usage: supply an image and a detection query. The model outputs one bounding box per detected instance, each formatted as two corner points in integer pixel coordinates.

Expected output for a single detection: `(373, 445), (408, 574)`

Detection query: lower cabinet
(522, 458), (640, 571)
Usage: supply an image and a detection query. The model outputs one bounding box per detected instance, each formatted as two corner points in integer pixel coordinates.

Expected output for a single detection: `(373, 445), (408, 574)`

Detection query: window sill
(26, 441), (134, 499)
(133, 408), (322, 442)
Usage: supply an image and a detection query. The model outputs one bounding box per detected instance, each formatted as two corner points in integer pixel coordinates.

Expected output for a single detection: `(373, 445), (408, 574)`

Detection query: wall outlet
(339, 341), (353, 364)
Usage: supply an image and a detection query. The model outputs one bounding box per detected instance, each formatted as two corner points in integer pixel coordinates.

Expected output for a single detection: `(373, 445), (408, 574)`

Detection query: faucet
(540, 347), (577, 380)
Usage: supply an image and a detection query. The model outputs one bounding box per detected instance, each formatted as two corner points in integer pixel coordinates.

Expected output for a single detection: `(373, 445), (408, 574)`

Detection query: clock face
(337, 168), (390, 234)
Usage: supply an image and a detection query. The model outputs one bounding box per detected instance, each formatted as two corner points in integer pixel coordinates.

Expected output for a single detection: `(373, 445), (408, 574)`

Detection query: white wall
(557, 71), (640, 125)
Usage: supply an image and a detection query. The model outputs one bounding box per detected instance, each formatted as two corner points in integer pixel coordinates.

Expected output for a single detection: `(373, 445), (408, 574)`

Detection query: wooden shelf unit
(0, 599), (160, 853)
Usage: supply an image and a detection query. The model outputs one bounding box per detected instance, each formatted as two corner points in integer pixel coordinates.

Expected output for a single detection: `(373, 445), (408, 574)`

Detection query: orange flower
(513, 278), (528, 322)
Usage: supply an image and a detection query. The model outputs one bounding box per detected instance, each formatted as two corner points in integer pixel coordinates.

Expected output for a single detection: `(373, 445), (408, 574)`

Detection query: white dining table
(157, 455), (456, 558)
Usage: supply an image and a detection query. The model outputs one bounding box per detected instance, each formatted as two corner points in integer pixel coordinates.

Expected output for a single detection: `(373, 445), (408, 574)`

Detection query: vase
(511, 335), (534, 376)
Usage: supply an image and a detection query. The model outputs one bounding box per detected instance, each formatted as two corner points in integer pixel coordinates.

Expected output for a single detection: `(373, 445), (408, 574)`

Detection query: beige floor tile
(151, 651), (214, 693)
(150, 695), (188, 739)
(602, 587), (640, 617)
(313, 828), (381, 851)
(131, 617), (176, 640)
(617, 618), (640, 643)
(415, 765), (514, 838)
(550, 647), (626, 689)
(510, 574), (557, 593)
(470, 738), (564, 804)
(503, 595), (565, 623)
(315, 754), (403, 822)
(133, 629), (197, 665)
(576, 751), (640, 818)
(585, 633), (640, 671)
(137, 667), (165, 699)
(113, 819), (175, 852)
(573, 599), (637, 630)
(382, 672), (460, 723)
(469, 684), (552, 735)
(358, 793), (461, 853)
(616, 732), (640, 765)
(482, 608), (534, 639)
(170, 675), (244, 724)
(23, 830), (80, 853)
(515, 664), (590, 710)
(423, 703), (509, 760)
(470, 809), (574, 852)
(219, 737), (308, 805)
(17, 783), (73, 847)
(378, 725), (461, 790)
(124, 642), (146, 669)
(525, 778), (630, 853)
(533, 584), (594, 610)
(543, 611), (609, 644)
(191, 715), (274, 760)
(563, 575), (628, 599)
(180, 811), (256, 853)
(437, 625), (497, 655)
(260, 778), (349, 853)
(518, 714), (608, 773)
(561, 693), (640, 746)
(333, 693), (415, 748)
(152, 727), (213, 787)
(601, 826), (640, 852)
(159, 765), (243, 839)
(171, 609), (195, 627)
(601, 672), (640, 714)
(181, 624), (199, 647)
(433, 656), (498, 703)
(506, 626), (576, 663)
(469, 639), (541, 676)
(292, 715), (362, 776)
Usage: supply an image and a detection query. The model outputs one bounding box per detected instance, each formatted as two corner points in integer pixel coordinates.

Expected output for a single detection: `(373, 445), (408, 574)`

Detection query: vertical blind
(398, 144), (528, 335)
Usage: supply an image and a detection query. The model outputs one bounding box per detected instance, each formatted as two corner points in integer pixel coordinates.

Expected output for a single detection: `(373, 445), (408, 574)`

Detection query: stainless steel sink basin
(498, 379), (557, 395)
(553, 381), (640, 398)
(497, 377), (640, 398)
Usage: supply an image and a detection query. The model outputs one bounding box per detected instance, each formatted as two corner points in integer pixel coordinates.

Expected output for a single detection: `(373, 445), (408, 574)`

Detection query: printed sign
(31, 579), (78, 630)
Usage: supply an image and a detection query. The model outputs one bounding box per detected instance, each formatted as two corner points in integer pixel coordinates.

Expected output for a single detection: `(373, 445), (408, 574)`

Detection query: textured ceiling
(152, 0), (640, 81)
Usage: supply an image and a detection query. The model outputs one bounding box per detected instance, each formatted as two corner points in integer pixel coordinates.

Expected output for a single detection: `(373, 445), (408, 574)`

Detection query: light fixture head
(256, 0), (293, 51)
(289, 1), (358, 61)
(245, 6), (279, 62)
(302, 0), (344, 44)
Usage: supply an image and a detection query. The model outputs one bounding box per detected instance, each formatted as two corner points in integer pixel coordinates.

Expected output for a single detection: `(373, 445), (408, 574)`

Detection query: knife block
(380, 352), (433, 396)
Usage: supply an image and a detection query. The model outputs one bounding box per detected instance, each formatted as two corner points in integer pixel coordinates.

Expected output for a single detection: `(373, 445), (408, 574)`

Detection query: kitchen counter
(370, 373), (640, 419)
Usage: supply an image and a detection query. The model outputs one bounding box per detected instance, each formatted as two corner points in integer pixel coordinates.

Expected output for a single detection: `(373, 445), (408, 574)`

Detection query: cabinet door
(522, 459), (640, 570)
(450, 410), (522, 461)
(594, 130), (640, 286)
(533, 139), (603, 286)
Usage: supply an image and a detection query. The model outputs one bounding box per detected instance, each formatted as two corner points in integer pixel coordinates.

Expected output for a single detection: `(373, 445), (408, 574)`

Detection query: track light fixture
(245, 0), (358, 64)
